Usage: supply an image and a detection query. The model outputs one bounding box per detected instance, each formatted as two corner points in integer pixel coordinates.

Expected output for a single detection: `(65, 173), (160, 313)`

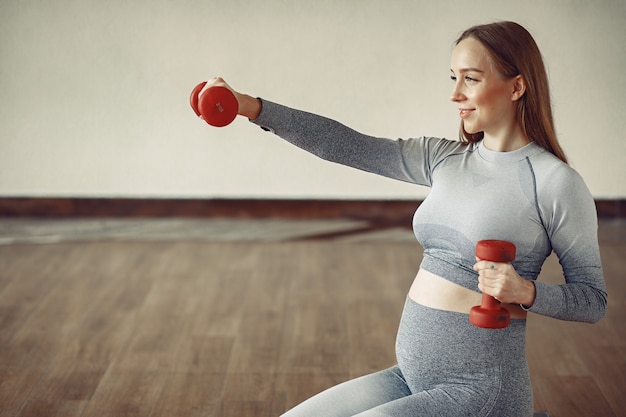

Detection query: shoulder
(529, 150), (591, 198)
(420, 136), (469, 153)
(389, 137), (472, 186)
(528, 149), (596, 225)
(402, 136), (472, 164)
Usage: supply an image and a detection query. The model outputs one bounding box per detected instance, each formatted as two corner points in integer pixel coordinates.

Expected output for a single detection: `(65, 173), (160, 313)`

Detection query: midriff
(408, 268), (528, 319)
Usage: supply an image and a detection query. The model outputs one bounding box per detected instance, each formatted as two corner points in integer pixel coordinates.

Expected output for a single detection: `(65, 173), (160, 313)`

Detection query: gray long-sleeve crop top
(251, 99), (607, 323)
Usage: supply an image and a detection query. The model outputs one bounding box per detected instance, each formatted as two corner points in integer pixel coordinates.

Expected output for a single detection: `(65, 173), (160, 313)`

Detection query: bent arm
(525, 166), (607, 323)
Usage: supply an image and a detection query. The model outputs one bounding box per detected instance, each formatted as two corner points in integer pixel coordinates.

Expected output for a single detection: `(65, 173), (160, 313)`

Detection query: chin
(463, 123), (480, 135)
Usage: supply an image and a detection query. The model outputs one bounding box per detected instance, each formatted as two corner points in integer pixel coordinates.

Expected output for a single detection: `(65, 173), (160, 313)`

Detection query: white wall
(1, 0), (625, 200)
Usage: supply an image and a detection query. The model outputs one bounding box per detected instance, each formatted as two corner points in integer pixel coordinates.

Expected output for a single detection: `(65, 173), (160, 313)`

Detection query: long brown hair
(455, 21), (568, 164)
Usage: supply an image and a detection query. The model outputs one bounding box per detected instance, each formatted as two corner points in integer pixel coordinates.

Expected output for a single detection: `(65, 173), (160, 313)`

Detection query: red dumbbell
(190, 81), (238, 127)
(470, 240), (516, 329)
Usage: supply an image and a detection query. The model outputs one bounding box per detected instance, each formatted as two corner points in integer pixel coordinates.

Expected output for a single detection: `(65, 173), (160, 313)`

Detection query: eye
(465, 76), (479, 82)
(450, 75), (457, 82)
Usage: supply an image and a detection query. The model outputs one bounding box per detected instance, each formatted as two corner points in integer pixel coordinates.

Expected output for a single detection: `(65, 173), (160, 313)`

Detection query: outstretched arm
(195, 77), (459, 187)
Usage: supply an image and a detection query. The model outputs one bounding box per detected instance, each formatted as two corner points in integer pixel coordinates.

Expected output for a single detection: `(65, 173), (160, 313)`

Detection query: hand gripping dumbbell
(470, 240), (516, 329)
(190, 81), (238, 127)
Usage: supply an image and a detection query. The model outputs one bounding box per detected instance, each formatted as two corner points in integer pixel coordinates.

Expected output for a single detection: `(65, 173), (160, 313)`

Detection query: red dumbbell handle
(470, 240), (516, 329)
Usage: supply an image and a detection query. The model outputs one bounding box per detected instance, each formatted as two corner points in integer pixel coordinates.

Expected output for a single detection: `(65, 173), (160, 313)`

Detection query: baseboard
(0, 197), (624, 221)
(0, 198), (419, 225)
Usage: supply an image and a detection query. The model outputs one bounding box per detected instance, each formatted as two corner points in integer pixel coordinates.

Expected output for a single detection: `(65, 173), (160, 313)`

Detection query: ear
(511, 74), (526, 101)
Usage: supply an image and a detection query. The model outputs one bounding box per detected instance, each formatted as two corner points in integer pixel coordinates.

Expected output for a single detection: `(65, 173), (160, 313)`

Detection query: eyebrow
(450, 68), (485, 74)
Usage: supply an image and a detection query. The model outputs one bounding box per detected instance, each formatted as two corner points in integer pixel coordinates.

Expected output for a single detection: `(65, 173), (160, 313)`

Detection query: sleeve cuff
(519, 280), (536, 311)
(519, 280), (562, 317)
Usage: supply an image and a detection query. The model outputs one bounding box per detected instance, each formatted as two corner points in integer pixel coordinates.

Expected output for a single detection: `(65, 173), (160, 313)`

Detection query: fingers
(475, 263), (509, 286)
(474, 259), (508, 298)
(473, 259), (501, 272)
(200, 76), (228, 96)
(474, 260), (526, 304)
(199, 79), (212, 97)
(477, 275), (507, 302)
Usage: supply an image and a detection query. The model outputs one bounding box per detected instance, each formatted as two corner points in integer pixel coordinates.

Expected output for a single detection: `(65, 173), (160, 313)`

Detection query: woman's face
(450, 38), (520, 140)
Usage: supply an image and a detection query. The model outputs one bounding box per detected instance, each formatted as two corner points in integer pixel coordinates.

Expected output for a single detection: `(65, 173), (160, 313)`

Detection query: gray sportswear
(252, 99), (607, 323)
(252, 99), (607, 416)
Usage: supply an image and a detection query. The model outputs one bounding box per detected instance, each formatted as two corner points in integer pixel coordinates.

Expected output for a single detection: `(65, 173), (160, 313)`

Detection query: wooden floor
(0, 220), (624, 417)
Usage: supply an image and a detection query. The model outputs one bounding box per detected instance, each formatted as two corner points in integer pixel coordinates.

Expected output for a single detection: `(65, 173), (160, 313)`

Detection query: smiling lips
(459, 109), (475, 119)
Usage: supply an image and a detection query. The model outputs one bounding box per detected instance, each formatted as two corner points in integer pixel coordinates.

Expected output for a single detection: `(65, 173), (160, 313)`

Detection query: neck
(482, 126), (530, 152)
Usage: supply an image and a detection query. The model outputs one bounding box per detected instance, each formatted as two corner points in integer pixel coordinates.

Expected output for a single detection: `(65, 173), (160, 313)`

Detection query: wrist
(237, 94), (262, 120)
(519, 280), (536, 308)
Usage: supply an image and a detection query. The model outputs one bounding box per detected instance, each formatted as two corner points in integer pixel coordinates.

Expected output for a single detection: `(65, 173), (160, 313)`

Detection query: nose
(450, 81), (465, 102)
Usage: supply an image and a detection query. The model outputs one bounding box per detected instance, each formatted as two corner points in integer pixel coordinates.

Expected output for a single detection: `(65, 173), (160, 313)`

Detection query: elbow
(584, 308), (606, 324)
(591, 303), (608, 324)
(584, 290), (608, 324)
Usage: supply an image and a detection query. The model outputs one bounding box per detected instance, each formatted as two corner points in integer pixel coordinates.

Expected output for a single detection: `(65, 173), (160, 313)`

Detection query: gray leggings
(281, 297), (533, 417)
